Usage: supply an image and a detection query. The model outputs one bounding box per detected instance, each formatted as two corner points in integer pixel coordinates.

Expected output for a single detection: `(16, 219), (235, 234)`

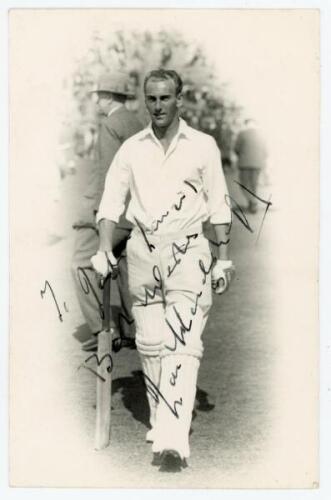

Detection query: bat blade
(94, 328), (112, 450)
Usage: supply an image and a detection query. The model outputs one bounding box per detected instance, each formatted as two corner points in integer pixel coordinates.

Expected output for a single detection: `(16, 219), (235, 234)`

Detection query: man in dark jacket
(71, 71), (142, 350)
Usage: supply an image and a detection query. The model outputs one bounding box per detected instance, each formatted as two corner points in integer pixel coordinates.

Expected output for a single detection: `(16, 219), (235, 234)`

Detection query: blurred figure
(234, 119), (268, 213)
(216, 120), (235, 173)
(71, 71), (142, 351)
(56, 123), (76, 179)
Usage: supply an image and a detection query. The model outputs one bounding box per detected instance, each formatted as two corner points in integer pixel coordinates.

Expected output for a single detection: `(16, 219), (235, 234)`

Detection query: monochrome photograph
(8, 8), (319, 488)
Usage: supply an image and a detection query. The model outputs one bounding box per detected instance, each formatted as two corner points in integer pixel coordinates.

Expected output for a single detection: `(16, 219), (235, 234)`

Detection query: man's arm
(98, 219), (117, 252)
(211, 223), (234, 294)
(89, 219), (119, 278)
(213, 223), (231, 260)
(96, 144), (130, 226)
(203, 138), (234, 294)
(95, 123), (122, 210)
(91, 144), (131, 277)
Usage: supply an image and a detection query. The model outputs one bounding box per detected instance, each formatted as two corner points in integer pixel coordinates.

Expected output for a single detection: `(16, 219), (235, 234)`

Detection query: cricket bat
(94, 274), (112, 450)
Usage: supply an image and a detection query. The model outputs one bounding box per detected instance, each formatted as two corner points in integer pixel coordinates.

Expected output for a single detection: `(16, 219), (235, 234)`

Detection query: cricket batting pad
(152, 354), (200, 459)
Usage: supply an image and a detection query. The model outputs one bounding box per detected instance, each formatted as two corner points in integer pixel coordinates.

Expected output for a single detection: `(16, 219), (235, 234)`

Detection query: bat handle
(101, 275), (111, 331)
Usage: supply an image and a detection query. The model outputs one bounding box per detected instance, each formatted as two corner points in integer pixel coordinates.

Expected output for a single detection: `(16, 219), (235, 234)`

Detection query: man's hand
(90, 250), (118, 279)
(211, 259), (235, 295)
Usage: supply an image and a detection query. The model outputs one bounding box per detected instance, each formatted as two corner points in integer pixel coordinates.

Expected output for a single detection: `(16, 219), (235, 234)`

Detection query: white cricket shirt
(96, 118), (231, 234)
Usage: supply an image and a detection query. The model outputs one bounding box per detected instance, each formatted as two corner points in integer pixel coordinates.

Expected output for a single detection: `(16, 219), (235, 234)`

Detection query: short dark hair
(143, 69), (183, 96)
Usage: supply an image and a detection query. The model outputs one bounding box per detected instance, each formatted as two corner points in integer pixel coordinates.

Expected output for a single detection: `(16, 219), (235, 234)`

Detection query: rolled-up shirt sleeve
(96, 146), (130, 224)
(203, 137), (232, 224)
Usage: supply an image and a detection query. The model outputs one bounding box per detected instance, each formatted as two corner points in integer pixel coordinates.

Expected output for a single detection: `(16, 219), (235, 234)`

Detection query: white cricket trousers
(126, 225), (213, 458)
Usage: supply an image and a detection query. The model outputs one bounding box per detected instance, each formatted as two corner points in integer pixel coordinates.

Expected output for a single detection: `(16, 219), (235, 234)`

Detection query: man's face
(144, 78), (181, 129)
(96, 92), (113, 116)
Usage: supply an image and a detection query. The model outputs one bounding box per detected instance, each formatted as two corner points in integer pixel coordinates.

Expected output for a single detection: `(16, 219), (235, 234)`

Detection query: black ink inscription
(234, 180), (273, 211)
(232, 183), (273, 243)
(77, 267), (104, 320)
(206, 218), (232, 248)
(206, 234), (231, 248)
(255, 194), (272, 243)
(152, 211), (170, 232)
(134, 217), (155, 253)
(83, 352), (114, 382)
(150, 180), (198, 233)
(77, 364), (107, 382)
(165, 254), (218, 353)
(165, 305), (193, 352)
(173, 191), (186, 211)
(199, 255), (217, 284)
(170, 364), (182, 386)
(138, 265), (163, 307)
(225, 194), (253, 233)
(183, 180), (198, 193)
(225, 182), (273, 242)
(143, 373), (183, 419)
(190, 291), (203, 316)
(40, 280), (64, 322)
(167, 233), (198, 277)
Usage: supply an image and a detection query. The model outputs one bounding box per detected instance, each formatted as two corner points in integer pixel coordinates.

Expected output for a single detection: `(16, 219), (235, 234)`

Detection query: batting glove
(211, 259), (235, 295)
(90, 250), (118, 279)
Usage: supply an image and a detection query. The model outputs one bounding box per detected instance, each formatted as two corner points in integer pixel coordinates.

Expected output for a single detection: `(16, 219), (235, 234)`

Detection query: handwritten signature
(150, 179), (198, 233)
(40, 280), (68, 322)
(143, 372), (183, 419)
(78, 352), (114, 382)
(167, 233), (199, 277)
(40, 179), (272, 421)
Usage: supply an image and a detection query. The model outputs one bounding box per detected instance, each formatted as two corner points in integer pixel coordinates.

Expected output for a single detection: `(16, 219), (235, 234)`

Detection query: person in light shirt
(92, 69), (234, 472)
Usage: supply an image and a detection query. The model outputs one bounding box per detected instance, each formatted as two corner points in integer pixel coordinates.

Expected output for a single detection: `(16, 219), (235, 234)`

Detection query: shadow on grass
(111, 370), (215, 429)
(72, 323), (91, 343)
